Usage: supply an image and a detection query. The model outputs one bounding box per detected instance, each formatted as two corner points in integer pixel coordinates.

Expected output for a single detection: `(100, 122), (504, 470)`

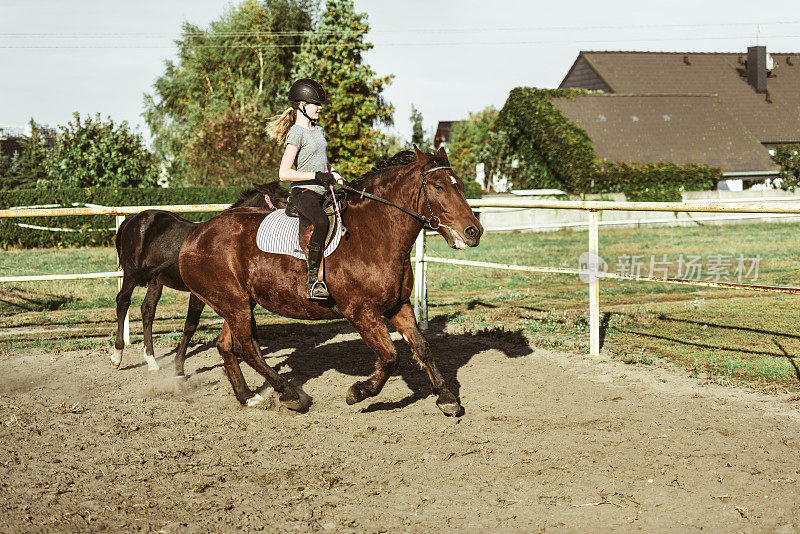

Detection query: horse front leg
(140, 282), (163, 371)
(216, 320), (253, 405)
(389, 301), (462, 416)
(220, 308), (303, 411)
(346, 306), (398, 406)
(111, 273), (136, 369)
(173, 293), (205, 378)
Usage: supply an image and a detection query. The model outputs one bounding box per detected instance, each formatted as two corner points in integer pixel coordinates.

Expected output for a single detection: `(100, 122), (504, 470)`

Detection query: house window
(597, 115), (606, 121)
(662, 115), (670, 121)
(631, 115), (639, 122)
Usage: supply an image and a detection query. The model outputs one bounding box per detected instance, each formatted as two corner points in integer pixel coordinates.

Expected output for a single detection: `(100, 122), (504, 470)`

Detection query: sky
(2, 0), (800, 146)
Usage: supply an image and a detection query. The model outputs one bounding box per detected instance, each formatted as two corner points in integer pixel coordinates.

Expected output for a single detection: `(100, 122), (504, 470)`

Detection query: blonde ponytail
(266, 106), (297, 145)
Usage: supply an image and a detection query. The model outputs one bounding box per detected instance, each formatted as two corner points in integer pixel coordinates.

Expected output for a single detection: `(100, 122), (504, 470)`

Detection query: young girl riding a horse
(267, 78), (344, 300)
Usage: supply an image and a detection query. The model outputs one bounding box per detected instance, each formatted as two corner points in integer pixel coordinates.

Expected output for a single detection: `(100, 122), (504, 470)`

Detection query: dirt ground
(1, 319), (799, 533)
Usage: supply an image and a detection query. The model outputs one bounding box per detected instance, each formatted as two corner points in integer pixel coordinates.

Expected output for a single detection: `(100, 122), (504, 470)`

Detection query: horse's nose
(465, 225), (481, 240)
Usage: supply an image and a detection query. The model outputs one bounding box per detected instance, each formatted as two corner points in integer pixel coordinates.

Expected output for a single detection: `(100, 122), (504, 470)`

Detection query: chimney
(746, 46), (767, 93)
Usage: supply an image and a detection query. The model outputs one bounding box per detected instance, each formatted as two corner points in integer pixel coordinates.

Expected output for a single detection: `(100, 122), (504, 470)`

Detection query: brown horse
(178, 147), (483, 415)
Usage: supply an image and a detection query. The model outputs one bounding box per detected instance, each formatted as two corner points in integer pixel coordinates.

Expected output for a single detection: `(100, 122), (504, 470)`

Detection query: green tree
(409, 104), (430, 151)
(291, 0), (394, 177)
(447, 107), (498, 183)
(0, 120), (52, 189)
(44, 113), (159, 188)
(184, 101), (281, 185)
(144, 0), (314, 185)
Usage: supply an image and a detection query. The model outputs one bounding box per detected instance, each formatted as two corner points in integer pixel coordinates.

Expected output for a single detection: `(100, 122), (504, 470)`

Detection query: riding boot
(306, 244), (330, 300)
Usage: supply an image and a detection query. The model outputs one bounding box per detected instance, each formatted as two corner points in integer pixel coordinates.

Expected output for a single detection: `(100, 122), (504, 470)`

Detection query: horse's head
(253, 182), (290, 209)
(414, 146), (483, 249)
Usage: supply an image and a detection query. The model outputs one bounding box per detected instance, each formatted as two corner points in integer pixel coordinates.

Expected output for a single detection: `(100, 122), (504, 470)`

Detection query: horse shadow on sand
(157, 314), (532, 413)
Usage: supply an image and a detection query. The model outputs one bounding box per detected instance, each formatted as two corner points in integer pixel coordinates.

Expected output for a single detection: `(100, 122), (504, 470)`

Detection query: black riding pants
(292, 189), (329, 248)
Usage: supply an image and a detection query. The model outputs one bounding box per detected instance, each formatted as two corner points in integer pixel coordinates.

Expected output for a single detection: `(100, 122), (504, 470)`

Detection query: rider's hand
(332, 171), (344, 185)
(314, 171), (336, 186)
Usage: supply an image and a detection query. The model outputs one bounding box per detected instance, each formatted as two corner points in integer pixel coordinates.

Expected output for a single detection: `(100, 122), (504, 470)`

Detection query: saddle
(285, 189), (348, 253)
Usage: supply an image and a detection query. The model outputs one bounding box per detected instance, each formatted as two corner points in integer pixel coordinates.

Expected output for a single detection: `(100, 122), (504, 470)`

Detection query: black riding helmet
(288, 78), (329, 105)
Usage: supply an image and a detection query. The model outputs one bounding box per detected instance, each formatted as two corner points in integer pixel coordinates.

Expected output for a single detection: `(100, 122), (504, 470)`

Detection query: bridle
(337, 162), (453, 231)
(417, 163), (453, 230)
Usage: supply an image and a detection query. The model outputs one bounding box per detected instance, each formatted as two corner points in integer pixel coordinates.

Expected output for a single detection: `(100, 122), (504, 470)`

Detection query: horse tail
(128, 257), (179, 287)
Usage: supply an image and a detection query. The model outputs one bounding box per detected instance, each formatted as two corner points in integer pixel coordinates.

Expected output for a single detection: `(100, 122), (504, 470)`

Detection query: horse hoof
(245, 393), (267, 407)
(144, 352), (160, 372)
(346, 383), (369, 405)
(109, 347), (123, 369)
(281, 397), (304, 411)
(436, 397), (463, 417)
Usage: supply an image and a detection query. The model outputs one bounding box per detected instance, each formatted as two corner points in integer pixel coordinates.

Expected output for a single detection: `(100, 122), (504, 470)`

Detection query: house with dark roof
(433, 121), (459, 150)
(558, 46), (800, 189)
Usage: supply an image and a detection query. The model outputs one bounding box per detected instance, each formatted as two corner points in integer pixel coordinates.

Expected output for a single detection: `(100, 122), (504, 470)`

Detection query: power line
(1, 20), (800, 39)
(3, 34), (800, 50)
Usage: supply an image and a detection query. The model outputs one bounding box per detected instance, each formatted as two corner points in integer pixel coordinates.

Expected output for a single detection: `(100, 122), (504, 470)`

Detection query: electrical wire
(4, 34), (800, 50)
(2, 19), (800, 38)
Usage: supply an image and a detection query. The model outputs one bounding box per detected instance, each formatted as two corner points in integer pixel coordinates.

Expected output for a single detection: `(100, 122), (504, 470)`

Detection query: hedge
(1, 178), (482, 249)
(0, 186), (251, 248)
(593, 160), (721, 201)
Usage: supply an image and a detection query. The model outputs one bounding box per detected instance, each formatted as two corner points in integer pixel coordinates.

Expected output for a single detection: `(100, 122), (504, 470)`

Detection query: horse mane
(347, 149), (448, 203)
(231, 187), (259, 208)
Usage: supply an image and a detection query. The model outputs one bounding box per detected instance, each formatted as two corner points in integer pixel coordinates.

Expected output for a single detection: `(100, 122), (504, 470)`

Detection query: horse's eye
(434, 185), (444, 192)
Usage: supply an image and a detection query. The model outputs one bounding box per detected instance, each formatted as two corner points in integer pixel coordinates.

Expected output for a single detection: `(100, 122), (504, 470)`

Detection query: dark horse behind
(111, 182), (289, 374)
(178, 147), (483, 416)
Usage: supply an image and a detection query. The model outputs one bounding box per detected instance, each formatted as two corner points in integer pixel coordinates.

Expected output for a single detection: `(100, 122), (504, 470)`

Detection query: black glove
(315, 172), (336, 186)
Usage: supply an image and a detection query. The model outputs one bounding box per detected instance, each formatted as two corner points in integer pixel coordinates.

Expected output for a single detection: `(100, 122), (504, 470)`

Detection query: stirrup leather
(307, 279), (330, 300)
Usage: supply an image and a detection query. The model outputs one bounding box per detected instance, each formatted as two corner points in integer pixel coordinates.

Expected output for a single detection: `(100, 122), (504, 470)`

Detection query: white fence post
(414, 230), (428, 329)
(115, 215), (130, 346)
(588, 210), (600, 356)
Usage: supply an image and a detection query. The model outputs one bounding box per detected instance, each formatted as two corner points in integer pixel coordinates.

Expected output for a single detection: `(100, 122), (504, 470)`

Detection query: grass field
(1, 220), (799, 393)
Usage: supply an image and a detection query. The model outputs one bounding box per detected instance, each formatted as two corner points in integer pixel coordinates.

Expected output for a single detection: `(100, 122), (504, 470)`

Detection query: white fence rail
(3, 200), (800, 357)
(414, 198), (800, 356)
(0, 203), (233, 345)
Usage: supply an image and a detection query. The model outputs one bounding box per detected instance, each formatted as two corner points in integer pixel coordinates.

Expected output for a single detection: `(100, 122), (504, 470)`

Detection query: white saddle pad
(255, 209), (346, 260)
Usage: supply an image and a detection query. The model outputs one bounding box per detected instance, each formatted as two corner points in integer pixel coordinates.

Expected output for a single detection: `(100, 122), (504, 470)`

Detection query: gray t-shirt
(286, 123), (329, 169)
(285, 124), (329, 193)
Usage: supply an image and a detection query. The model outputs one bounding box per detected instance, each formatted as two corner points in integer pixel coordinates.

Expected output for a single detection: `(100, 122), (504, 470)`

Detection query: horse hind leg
(345, 306), (399, 406)
(111, 273), (137, 369)
(173, 293), (204, 378)
(389, 301), (462, 416)
(140, 282), (163, 371)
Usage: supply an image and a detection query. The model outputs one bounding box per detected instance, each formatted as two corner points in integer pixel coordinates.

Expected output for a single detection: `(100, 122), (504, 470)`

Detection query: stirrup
(307, 280), (330, 300)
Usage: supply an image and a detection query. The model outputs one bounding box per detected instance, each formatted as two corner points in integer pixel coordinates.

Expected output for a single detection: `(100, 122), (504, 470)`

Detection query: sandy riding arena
(1, 320), (799, 532)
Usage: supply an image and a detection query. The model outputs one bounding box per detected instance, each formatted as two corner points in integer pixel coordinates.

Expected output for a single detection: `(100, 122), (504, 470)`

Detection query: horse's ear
(253, 183), (267, 193)
(436, 145), (449, 161)
(413, 145), (428, 163)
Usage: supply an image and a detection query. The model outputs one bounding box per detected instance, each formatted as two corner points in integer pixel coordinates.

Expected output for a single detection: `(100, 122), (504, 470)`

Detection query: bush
(43, 113), (159, 188)
(771, 144), (800, 190)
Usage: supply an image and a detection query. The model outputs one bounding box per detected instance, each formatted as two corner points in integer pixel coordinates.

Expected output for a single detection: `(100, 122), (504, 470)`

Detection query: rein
(337, 164), (452, 231)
